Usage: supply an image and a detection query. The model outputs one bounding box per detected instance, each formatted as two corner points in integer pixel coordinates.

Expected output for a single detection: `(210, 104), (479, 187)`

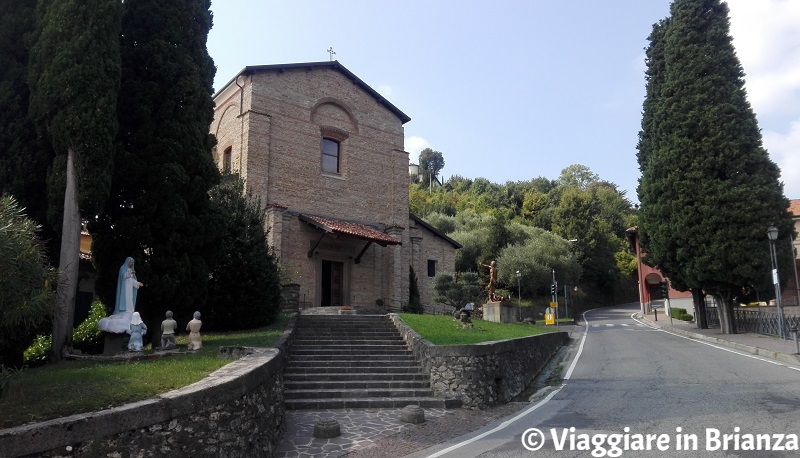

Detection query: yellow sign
(550, 301), (558, 308)
(545, 313), (555, 325)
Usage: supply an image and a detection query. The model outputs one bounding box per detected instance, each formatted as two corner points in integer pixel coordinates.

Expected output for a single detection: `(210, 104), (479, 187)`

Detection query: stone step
(290, 349), (412, 357)
(285, 387), (435, 400)
(298, 315), (388, 321)
(287, 313), (461, 410)
(287, 359), (418, 368)
(284, 397), (462, 410)
(288, 355), (415, 363)
(295, 328), (402, 338)
(294, 325), (397, 330)
(291, 341), (408, 347)
(284, 372), (429, 382)
(285, 365), (423, 374)
(285, 380), (430, 390)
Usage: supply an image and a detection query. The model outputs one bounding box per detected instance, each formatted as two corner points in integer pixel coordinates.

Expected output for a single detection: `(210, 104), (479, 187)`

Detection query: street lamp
(790, 234), (800, 307)
(768, 226), (786, 339)
(516, 270), (522, 322)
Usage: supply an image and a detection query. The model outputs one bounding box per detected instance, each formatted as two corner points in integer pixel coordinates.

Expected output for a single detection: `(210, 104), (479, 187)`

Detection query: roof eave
(213, 61), (411, 124)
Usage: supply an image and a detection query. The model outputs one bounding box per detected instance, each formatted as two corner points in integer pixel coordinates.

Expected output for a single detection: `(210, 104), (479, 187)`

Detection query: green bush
(22, 335), (50, 366)
(24, 300), (107, 365)
(495, 288), (512, 301)
(72, 301), (106, 354)
(678, 313), (693, 322)
(0, 196), (56, 368)
(670, 308), (687, 318)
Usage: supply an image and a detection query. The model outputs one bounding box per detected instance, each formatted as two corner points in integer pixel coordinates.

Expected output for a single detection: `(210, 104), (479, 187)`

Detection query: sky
(207, 0), (800, 203)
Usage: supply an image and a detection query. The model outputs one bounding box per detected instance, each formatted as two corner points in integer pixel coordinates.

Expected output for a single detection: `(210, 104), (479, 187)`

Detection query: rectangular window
(223, 147), (232, 174)
(322, 138), (340, 173)
(427, 259), (437, 277)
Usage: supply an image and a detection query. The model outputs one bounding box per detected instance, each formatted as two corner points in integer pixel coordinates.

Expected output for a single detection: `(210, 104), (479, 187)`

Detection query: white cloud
(726, 0), (800, 116)
(376, 84), (393, 99)
(726, 1), (800, 198)
(404, 136), (429, 161)
(763, 120), (800, 199)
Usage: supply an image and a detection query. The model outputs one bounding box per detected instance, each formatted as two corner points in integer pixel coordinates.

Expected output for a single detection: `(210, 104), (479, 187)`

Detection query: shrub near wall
(390, 314), (569, 409)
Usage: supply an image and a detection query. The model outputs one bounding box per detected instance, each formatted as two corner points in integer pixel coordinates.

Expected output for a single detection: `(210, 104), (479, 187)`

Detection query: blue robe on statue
(114, 257), (140, 314)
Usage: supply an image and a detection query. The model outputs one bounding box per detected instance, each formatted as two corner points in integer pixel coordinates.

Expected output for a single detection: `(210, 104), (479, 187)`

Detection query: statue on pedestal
(99, 257), (146, 335)
(479, 260), (503, 302)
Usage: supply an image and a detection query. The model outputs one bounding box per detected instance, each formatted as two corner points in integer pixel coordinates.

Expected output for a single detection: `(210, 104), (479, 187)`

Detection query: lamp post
(790, 234), (800, 307)
(768, 226), (786, 339)
(516, 270), (522, 322)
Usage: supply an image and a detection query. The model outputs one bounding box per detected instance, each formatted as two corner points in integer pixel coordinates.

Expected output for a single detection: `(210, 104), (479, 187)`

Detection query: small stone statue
(186, 311), (202, 351)
(160, 311), (178, 350)
(127, 312), (148, 352)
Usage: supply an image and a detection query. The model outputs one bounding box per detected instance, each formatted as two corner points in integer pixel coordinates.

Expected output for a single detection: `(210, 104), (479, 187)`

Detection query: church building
(210, 61), (459, 311)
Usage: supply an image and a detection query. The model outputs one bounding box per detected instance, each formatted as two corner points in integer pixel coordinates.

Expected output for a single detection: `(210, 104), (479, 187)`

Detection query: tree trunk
(50, 147), (81, 362)
(715, 293), (737, 335)
(692, 288), (708, 329)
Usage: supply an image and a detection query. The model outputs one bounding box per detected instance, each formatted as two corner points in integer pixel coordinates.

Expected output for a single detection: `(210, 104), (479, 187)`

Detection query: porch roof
(299, 214), (401, 247)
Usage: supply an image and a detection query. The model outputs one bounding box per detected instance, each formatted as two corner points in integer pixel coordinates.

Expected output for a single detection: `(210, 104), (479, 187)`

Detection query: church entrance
(321, 260), (344, 307)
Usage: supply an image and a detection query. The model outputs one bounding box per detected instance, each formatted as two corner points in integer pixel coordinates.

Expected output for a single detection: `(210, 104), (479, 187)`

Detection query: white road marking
(630, 312), (800, 370)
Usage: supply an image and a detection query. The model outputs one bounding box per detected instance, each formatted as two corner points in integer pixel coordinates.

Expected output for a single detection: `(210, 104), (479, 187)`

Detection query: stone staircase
(284, 314), (461, 410)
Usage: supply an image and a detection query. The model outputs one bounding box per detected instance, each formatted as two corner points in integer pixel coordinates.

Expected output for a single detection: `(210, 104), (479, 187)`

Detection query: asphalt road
(406, 303), (800, 457)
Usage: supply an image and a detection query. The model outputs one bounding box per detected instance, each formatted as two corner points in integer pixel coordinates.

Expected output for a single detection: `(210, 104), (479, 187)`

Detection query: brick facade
(211, 62), (459, 312)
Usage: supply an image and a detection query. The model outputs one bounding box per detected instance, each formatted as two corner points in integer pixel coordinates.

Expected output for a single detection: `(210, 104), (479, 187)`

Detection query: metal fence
(705, 305), (800, 337)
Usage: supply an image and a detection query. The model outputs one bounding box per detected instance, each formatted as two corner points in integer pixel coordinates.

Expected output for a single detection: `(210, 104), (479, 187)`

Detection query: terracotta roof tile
(789, 199), (800, 218)
(300, 214), (401, 246)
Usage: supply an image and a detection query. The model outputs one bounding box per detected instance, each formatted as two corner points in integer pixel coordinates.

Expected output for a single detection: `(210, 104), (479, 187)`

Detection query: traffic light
(659, 279), (669, 299)
(550, 284), (556, 295)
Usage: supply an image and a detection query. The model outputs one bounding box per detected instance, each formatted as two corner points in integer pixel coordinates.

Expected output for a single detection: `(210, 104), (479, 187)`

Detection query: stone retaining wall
(281, 283), (300, 311)
(0, 316), (297, 458)
(390, 314), (569, 409)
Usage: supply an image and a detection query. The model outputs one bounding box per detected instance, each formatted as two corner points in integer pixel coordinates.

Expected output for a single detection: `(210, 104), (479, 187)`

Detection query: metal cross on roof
(327, 47), (336, 61)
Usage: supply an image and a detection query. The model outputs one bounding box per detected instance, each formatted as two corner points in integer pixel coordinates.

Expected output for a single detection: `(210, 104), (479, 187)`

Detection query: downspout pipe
(235, 74), (245, 174)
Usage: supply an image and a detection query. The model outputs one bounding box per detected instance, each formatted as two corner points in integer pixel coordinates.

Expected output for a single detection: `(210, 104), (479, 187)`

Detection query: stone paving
(274, 402), (531, 458)
(274, 407), (451, 458)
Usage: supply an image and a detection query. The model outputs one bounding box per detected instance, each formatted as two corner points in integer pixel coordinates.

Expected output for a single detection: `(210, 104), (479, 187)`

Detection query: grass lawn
(0, 313), (289, 429)
(398, 313), (559, 345)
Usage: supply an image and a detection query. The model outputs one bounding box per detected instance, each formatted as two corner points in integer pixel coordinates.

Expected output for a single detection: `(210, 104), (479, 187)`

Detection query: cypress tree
(92, 0), (221, 332)
(206, 175), (281, 330)
(27, 0), (121, 360)
(405, 266), (423, 314)
(636, 0), (792, 334)
(0, 0), (53, 240)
